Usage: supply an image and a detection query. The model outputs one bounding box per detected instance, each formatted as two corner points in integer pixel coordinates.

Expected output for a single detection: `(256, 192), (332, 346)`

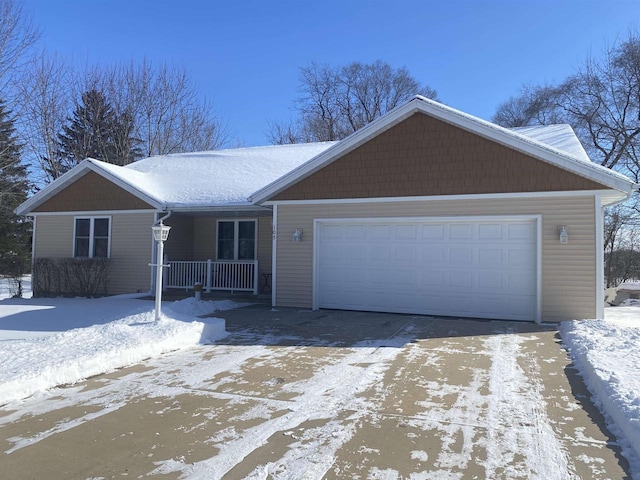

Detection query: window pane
(94, 218), (109, 237)
(238, 239), (255, 260)
(217, 239), (234, 260)
(238, 221), (255, 240)
(93, 238), (109, 258)
(76, 218), (90, 237)
(218, 222), (234, 240)
(75, 238), (90, 257)
(238, 221), (255, 260)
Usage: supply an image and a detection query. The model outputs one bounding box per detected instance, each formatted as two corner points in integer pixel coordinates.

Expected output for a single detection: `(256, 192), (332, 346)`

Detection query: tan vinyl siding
(34, 215), (75, 258)
(34, 171), (154, 212)
(273, 113), (608, 201)
(34, 212), (155, 295)
(164, 216), (194, 261)
(193, 217), (216, 259)
(257, 216), (273, 279)
(110, 213), (155, 294)
(275, 196), (596, 322)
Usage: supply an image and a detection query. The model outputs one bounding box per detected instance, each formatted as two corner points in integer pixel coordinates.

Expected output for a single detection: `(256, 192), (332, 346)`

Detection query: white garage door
(316, 217), (538, 321)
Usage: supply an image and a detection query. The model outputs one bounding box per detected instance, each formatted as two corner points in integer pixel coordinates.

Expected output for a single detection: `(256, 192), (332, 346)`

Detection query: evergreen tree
(56, 89), (140, 176)
(0, 99), (30, 297)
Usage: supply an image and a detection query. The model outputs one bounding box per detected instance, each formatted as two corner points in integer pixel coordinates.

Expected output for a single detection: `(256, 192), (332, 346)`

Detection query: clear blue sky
(21, 0), (638, 146)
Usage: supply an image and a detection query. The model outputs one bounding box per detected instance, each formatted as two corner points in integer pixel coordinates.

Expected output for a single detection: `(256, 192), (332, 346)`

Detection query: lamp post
(151, 222), (171, 321)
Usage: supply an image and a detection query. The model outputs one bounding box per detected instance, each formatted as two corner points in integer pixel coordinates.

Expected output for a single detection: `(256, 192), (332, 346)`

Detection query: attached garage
(251, 96), (637, 323)
(314, 217), (538, 321)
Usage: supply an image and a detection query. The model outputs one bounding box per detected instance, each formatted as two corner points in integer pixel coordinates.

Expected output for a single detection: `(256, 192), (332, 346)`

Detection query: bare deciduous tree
(102, 60), (230, 156)
(15, 51), (71, 183)
(0, 0), (39, 96)
(269, 60), (438, 144)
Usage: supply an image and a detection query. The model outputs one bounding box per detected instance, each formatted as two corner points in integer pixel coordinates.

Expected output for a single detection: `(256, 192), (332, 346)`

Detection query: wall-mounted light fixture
(558, 226), (569, 244)
(292, 228), (303, 243)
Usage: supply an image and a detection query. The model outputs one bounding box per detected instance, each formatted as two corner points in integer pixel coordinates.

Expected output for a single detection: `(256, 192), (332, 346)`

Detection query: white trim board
(30, 209), (158, 216)
(312, 214), (542, 323)
(264, 190), (625, 206)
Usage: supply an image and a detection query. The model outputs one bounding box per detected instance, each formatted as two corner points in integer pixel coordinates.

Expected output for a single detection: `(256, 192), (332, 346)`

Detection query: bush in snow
(33, 257), (110, 298)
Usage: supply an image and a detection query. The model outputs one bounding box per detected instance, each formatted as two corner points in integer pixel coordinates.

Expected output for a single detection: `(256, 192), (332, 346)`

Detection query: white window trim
(72, 216), (112, 258)
(215, 219), (257, 261)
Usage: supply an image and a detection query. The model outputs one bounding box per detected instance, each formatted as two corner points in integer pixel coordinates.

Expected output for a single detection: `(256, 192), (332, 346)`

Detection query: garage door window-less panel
(313, 216), (541, 322)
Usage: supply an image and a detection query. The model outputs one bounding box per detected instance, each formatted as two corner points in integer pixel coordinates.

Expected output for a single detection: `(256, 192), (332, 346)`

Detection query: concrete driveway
(0, 305), (631, 479)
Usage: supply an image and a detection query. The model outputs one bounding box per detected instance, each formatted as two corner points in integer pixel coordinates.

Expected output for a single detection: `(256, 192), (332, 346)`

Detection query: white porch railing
(166, 259), (259, 294)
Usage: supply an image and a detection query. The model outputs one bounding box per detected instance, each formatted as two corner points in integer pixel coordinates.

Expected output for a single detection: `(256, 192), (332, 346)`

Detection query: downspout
(155, 210), (173, 225)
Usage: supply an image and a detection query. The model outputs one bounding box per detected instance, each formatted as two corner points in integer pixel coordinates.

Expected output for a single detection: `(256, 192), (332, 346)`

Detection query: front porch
(158, 211), (273, 296)
(166, 259), (265, 295)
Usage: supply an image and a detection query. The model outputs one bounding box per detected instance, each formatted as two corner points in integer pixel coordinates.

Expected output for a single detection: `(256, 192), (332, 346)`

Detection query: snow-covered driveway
(0, 306), (630, 479)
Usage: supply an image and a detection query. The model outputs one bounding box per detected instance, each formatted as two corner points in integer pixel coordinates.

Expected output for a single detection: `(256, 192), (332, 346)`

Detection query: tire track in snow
(483, 334), (577, 480)
(150, 328), (416, 479)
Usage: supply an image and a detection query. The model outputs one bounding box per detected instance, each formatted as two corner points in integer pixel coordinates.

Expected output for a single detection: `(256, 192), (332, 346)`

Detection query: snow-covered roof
(96, 142), (337, 208)
(16, 142), (337, 214)
(511, 124), (591, 163)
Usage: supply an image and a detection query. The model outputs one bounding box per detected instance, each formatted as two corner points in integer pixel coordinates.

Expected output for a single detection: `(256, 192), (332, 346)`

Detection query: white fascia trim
(595, 195), (605, 319)
(272, 204), (278, 308)
(250, 96), (636, 204)
(168, 204), (273, 213)
(263, 189), (620, 207)
(31, 209), (158, 216)
(312, 214), (542, 322)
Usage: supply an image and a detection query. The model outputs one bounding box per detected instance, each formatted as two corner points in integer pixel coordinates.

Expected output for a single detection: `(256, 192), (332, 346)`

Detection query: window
(74, 217), (110, 258)
(217, 220), (256, 260)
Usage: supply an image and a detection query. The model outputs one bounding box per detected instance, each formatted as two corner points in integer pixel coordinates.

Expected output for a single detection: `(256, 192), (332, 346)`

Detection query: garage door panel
(422, 224), (445, 239)
(317, 218), (537, 321)
(477, 248), (502, 266)
(421, 246), (445, 264)
(449, 247), (473, 265)
(478, 223), (502, 239)
(450, 223), (473, 239)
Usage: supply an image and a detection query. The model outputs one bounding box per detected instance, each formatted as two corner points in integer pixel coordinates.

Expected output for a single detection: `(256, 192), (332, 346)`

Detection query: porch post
(253, 260), (259, 295)
(206, 259), (212, 293)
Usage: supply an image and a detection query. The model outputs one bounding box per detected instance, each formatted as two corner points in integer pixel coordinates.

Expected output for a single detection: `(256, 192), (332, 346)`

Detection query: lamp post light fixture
(151, 222), (171, 321)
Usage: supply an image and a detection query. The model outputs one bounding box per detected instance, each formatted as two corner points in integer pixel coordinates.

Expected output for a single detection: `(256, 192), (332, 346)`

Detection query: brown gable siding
(34, 171), (154, 212)
(273, 113), (607, 201)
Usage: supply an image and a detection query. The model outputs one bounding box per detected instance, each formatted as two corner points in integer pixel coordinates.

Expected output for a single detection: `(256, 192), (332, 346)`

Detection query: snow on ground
(560, 305), (640, 476)
(0, 280), (246, 405)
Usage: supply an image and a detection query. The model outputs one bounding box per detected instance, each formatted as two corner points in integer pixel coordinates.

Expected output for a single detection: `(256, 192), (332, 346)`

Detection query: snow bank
(560, 316), (640, 471)
(167, 297), (249, 316)
(0, 309), (226, 406)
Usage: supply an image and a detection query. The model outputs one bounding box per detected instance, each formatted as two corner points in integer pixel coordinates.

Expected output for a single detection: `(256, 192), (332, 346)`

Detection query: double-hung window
(74, 217), (110, 258)
(217, 220), (256, 260)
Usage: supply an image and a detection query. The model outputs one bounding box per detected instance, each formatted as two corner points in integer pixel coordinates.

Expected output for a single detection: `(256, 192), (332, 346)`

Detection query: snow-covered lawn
(0, 277), (245, 405)
(560, 303), (640, 474)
